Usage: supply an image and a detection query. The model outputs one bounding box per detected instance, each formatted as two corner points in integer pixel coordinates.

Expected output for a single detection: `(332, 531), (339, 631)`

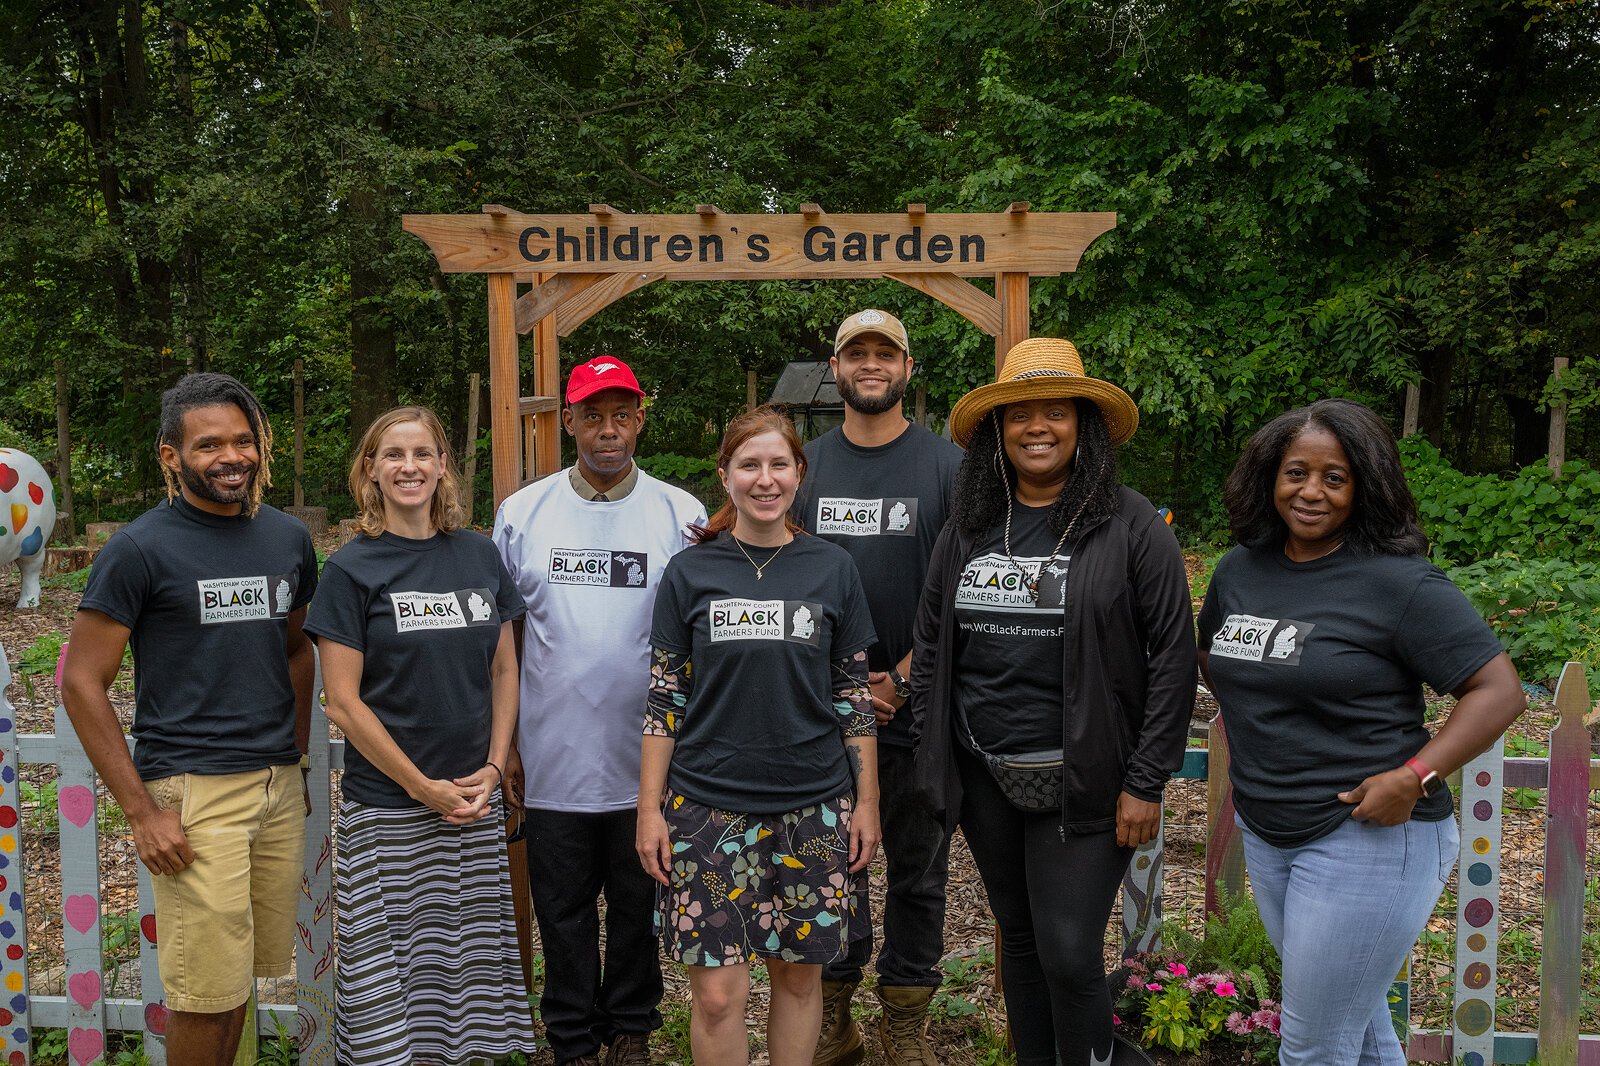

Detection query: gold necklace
(733, 535), (787, 580)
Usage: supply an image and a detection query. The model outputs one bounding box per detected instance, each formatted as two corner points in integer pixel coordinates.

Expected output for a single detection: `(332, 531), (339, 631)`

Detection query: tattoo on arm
(845, 741), (865, 784)
(644, 646), (692, 738)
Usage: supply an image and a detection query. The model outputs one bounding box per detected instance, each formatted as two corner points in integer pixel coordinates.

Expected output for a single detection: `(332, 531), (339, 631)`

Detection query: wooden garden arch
(402, 203), (1116, 508)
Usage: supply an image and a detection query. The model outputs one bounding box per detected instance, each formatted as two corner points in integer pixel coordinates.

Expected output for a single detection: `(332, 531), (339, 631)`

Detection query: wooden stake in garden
(1549, 356), (1569, 480)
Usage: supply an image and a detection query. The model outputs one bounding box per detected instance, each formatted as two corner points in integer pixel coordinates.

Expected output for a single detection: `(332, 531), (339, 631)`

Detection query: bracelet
(485, 760), (504, 782)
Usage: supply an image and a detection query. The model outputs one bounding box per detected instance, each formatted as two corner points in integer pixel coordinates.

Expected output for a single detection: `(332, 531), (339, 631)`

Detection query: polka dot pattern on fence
(1451, 740), (1505, 1052)
(0, 725), (26, 1066)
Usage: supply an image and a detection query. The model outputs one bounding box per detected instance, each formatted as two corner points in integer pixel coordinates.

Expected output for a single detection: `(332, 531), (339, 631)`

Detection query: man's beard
(837, 372), (908, 416)
(178, 458), (255, 505)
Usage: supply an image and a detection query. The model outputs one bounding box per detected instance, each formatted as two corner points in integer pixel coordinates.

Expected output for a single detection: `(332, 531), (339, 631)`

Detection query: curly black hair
(1222, 398), (1428, 556)
(949, 398), (1120, 538)
(157, 372), (274, 517)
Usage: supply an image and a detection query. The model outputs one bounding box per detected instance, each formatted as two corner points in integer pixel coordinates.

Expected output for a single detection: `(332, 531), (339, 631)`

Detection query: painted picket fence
(0, 645), (1592, 1065)
(0, 647), (337, 1066)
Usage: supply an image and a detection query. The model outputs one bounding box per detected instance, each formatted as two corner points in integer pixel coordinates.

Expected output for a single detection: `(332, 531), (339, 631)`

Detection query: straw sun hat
(948, 337), (1139, 448)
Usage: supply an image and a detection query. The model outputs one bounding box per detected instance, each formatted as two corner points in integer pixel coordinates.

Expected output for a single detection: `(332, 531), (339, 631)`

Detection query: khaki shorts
(145, 765), (305, 1013)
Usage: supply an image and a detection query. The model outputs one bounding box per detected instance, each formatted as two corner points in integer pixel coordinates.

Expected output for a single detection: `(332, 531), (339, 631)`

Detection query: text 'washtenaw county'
(813, 497), (917, 537)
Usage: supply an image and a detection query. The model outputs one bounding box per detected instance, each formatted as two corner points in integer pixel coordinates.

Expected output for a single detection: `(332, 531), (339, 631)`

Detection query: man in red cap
(494, 356), (706, 1066)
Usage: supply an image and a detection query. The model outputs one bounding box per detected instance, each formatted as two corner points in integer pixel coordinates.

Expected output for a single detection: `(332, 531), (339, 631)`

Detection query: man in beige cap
(792, 309), (962, 1066)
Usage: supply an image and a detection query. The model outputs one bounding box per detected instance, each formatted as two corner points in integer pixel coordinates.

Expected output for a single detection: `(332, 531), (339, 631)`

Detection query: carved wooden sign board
(401, 206), (1117, 505)
(403, 209), (1115, 278)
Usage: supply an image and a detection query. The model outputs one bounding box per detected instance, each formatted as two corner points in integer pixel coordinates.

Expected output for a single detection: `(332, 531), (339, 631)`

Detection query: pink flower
(1146, 982), (1163, 992)
(1214, 981), (1238, 997)
(1125, 975), (1146, 991)
(1167, 962), (1190, 977)
(1225, 1011), (1253, 1036)
(1185, 977), (1208, 992)
(1112, 1014), (1122, 1027)
(1199, 971), (1226, 987)
(1252, 1009), (1281, 1036)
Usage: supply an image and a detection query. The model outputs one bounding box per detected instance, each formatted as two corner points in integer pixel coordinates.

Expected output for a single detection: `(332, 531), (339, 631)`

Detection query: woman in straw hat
(908, 338), (1196, 1065)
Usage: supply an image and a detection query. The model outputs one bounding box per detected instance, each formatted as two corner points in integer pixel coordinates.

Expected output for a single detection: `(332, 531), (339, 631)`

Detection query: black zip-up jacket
(908, 485), (1197, 835)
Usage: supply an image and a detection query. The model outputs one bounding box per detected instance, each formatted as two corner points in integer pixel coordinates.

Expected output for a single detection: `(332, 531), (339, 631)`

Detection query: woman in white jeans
(1198, 399), (1524, 1064)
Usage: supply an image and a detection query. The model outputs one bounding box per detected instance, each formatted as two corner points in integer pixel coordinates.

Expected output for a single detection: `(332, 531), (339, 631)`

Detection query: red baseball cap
(566, 356), (646, 404)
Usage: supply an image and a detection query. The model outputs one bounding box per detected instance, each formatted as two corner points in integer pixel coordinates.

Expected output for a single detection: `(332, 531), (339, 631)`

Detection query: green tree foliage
(0, 0), (1593, 532)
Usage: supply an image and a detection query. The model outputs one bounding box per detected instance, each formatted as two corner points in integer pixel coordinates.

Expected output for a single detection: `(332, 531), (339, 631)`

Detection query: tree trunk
(349, 185), (398, 437)
(55, 353), (75, 541)
(1503, 394), (1548, 469)
(1417, 347), (1454, 448)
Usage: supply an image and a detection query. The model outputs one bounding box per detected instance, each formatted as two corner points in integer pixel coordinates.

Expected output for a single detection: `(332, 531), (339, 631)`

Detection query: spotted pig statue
(0, 449), (56, 608)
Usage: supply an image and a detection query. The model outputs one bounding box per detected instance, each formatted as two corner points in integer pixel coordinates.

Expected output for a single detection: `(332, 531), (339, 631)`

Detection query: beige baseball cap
(834, 309), (910, 357)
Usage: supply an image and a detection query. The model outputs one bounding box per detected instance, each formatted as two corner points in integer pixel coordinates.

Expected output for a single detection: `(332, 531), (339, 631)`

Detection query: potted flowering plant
(1115, 955), (1282, 1060)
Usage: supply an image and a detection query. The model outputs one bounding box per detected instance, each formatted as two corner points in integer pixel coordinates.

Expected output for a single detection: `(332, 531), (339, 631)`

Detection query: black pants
(525, 807), (664, 1062)
(824, 743), (951, 988)
(956, 749), (1131, 1066)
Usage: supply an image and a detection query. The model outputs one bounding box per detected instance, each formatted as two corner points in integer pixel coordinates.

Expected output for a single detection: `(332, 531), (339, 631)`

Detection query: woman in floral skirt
(636, 405), (880, 1066)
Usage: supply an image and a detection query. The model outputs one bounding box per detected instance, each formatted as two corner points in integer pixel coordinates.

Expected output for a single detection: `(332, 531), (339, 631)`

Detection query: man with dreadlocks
(63, 372), (318, 1066)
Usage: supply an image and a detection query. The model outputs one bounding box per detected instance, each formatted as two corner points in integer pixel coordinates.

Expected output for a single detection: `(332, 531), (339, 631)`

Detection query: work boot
(559, 1055), (601, 1066)
(876, 985), (941, 1066)
(813, 979), (864, 1066)
(604, 1033), (652, 1066)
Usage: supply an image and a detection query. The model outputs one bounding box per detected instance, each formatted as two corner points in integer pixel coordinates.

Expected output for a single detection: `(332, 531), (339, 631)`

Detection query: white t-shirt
(493, 467), (706, 812)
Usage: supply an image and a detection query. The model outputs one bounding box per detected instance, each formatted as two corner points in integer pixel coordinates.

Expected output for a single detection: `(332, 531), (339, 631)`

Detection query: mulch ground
(1, 548), (1594, 1066)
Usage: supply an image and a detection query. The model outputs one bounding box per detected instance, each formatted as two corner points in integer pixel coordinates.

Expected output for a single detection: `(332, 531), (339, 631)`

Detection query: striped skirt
(334, 794), (536, 1066)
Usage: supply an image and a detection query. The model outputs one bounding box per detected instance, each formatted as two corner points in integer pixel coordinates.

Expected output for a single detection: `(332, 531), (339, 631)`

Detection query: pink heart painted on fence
(68, 1028), (103, 1066)
(57, 785), (95, 829)
(144, 1002), (170, 1035)
(64, 894), (98, 934)
(68, 970), (101, 1010)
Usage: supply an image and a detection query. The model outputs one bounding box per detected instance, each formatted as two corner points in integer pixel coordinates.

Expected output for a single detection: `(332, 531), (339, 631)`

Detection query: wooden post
(56, 704), (108, 1065)
(532, 273), (562, 480)
(1450, 735), (1506, 1061)
(747, 368), (757, 412)
(1203, 715), (1246, 913)
(1403, 382), (1420, 438)
(1539, 663), (1591, 1066)
(915, 382), (927, 427)
(463, 372), (481, 524)
(293, 358), (305, 508)
(488, 273), (522, 506)
(0, 659), (32, 1056)
(995, 272), (1030, 374)
(1549, 357), (1569, 480)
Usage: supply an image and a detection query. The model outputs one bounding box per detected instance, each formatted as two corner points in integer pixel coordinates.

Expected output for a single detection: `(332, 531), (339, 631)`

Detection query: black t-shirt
(650, 533), (877, 814)
(792, 424), (962, 747)
(953, 504), (1071, 757)
(304, 530), (525, 808)
(78, 497), (319, 780)
(1197, 546), (1505, 848)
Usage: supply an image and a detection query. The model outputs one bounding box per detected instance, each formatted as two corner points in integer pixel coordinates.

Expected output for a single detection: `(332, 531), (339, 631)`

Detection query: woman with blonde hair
(306, 406), (535, 1065)
(636, 404), (880, 1066)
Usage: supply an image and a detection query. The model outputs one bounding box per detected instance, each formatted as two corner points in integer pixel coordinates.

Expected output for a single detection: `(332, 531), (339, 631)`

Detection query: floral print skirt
(656, 789), (857, 966)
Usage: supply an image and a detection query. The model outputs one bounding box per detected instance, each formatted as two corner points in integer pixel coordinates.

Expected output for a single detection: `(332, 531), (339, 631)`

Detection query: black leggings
(956, 749), (1132, 1066)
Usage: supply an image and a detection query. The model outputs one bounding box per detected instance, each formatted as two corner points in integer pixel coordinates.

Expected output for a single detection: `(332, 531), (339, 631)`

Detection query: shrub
(1401, 438), (1600, 566)
(1446, 554), (1600, 685)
